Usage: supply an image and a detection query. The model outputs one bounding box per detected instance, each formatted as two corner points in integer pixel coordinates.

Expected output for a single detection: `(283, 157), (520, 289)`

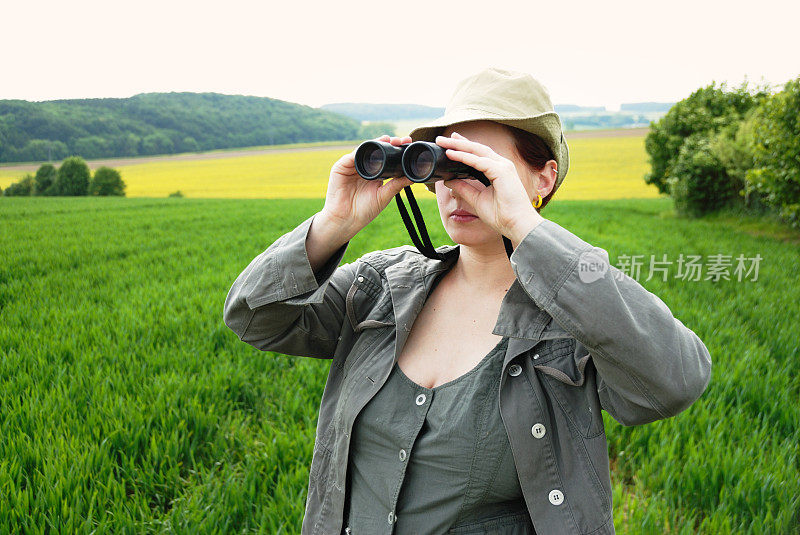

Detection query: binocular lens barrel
(354, 140), (488, 186)
(354, 141), (404, 180)
(402, 143), (438, 182)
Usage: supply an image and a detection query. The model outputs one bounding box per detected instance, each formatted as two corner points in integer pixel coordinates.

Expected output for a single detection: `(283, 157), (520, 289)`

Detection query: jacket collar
(385, 243), (568, 369)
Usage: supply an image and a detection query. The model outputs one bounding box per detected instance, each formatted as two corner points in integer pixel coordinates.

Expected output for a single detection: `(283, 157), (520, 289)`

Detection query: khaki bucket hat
(409, 67), (569, 194)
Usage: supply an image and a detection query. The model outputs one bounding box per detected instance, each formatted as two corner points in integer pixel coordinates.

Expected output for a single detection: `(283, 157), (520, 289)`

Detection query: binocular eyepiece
(354, 140), (490, 187)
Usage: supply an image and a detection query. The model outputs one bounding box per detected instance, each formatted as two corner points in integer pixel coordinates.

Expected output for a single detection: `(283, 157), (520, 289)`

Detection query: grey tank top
(342, 333), (536, 534)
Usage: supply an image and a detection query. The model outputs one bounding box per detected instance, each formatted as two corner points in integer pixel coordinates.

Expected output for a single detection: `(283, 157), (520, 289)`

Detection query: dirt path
(0, 127), (648, 173)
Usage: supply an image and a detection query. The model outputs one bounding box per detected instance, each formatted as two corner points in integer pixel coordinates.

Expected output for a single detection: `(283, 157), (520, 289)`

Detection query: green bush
(168, 190), (184, 198)
(3, 174), (35, 196)
(645, 82), (768, 194)
(708, 113), (771, 214)
(56, 156), (91, 196)
(89, 166), (126, 196)
(34, 163), (58, 196)
(667, 135), (740, 217)
(745, 77), (800, 228)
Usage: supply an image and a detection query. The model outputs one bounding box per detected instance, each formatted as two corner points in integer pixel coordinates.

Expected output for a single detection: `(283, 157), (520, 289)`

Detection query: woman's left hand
(436, 132), (545, 246)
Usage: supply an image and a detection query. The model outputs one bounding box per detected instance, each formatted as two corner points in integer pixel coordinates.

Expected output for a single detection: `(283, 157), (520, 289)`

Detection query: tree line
(2, 156), (125, 196)
(645, 76), (800, 229)
(0, 93), (364, 163)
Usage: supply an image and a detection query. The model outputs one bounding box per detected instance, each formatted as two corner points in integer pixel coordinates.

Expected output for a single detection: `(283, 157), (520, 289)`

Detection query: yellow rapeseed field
(0, 132), (662, 200)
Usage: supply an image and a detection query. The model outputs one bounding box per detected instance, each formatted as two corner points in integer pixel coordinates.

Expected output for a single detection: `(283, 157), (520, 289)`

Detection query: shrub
(645, 82), (768, 194)
(3, 174), (35, 196)
(34, 164), (58, 196)
(745, 77), (800, 228)
(168, 190), (184, 198)
(667, 135), (740, 217)
(708, 113), (771, 213)
(89, 166), (126, 196)
(56, 156), (91, 196)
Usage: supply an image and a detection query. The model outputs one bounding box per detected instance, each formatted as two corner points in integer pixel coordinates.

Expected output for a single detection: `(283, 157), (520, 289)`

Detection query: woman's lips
(450, 209), (477, 222)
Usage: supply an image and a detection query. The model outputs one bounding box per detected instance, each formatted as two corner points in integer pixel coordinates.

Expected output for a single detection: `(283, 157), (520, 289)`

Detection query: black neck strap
(394, 185), (514, 261)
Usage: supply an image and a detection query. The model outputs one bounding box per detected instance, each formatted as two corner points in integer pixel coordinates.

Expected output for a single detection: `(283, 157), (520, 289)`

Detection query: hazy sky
(3, 0), (798, 110)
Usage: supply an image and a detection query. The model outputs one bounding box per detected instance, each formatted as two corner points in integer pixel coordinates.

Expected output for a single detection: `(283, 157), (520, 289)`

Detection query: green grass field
(1, 196), (798, 533)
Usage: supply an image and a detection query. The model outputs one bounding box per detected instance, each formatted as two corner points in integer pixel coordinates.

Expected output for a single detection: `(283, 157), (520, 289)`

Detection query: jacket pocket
(532, 338), (605, 439)
(345, 270), (394, 333)
(447, 509), (534, 534)
(338, 270), (395, 377)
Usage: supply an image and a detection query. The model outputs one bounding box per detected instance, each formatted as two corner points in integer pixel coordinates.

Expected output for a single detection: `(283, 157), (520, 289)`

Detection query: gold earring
(532, 194), (543, 209)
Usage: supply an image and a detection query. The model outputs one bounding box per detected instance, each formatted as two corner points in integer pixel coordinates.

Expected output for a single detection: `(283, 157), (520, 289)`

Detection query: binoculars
(354, 140), (491, 187)
(352, 137), (513, 261)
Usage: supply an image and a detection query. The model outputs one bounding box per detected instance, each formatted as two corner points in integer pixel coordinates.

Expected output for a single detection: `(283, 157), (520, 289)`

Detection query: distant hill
(323, 102), (644, 121)
(319, 103), (445, 122)
(321, 100), (664, 134)
(554, 104), (606, 113)
(557, 102), (673, 131)
(620, 102), (674, 112)
(0, 93), (361, 163)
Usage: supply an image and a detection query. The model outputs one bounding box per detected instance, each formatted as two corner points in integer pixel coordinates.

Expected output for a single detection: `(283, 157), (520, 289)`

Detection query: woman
(223, 68), (712, 535)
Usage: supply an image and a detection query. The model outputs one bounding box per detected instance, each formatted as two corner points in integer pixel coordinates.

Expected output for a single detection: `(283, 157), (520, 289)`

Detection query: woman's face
(435, 120), (538, 249)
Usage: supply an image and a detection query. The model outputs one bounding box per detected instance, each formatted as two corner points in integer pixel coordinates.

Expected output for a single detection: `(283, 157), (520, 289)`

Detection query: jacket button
(345, 527), (352, 534)
(399, 449), (407, 461)
(387, 511), (395, 523)
(532, 353), (540, 360)
(548, 489), (564, 505)
(415, 393), (427, 405)
(508, 364), (522, 376)
(357, 275), (364, 282)
(531, 423), (546, 439)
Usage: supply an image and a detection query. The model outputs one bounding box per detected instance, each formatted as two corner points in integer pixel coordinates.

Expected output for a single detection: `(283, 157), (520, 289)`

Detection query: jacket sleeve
(222, 212), (359, 359)
(509, 219), (713, 426)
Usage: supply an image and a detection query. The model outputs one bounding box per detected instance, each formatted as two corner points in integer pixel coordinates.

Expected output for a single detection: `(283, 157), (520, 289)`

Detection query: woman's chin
(444, 225), (498, 249)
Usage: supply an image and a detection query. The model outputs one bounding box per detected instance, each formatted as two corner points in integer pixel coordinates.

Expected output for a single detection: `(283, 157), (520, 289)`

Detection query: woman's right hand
(317, 135), (414, 241)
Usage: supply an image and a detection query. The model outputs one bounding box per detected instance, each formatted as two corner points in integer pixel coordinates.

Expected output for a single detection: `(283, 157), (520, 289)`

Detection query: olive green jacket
(222, 213), (712, 535)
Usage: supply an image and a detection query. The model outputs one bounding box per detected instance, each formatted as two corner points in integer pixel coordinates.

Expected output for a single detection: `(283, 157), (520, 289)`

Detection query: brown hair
(503, 124), (558, 211)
